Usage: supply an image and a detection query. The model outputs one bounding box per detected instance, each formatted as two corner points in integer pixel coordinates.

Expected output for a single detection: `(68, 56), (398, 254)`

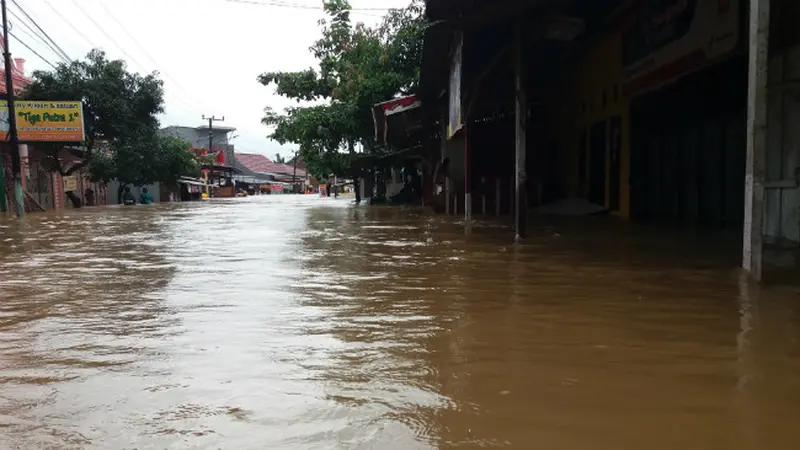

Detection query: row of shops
(370, 0), (799, 280)
(232, 152), (316, 195)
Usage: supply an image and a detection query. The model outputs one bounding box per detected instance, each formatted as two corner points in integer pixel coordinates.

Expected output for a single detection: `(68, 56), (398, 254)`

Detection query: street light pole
(1, 0), (24, 217)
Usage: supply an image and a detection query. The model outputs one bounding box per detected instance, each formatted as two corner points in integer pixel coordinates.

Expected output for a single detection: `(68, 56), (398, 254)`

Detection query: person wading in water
(139, 187), (154, 205)
(122, 187), (136, 206)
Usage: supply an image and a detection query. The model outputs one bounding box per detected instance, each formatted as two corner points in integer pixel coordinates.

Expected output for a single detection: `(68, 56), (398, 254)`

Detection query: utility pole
(202, 114), (224, 198)
(291, 149), (298, 193)
(2, 0), (23, 217)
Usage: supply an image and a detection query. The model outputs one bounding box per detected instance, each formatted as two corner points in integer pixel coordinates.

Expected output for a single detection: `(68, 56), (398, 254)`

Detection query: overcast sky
(6, 0), (408, 158)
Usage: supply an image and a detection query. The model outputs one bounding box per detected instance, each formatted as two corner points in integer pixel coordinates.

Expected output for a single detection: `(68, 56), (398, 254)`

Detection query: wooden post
(496, 177), (501, 216)
(514, 19), (527, 241)
(510, 177), (514, 216)
(464, 128), (472, 222)
(481, 176), (487, 215)
(441, 107), (450, 215)
(743, 0), (770, 281)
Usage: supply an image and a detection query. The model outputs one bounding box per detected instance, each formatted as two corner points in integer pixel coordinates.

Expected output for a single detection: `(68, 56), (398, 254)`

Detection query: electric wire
(7, 8), (69, 63)
(9, 0), (70, 61)
(67, 0), (150, 73)
(96, 0), (206, 112)
(221, 0), (389, 17)
(8, 30), (57, 69)
(41, 0), (96, 48)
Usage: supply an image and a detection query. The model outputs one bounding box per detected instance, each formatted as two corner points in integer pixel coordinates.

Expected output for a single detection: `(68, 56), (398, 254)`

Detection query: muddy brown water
(1, 196), (798, 449)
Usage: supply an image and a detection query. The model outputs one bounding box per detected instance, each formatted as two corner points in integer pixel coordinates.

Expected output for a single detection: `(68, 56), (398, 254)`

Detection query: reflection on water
(1, 197), (798, 449)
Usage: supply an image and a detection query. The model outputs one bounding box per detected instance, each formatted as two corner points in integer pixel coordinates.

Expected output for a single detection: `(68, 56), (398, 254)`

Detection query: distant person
(140, 187), (154, 205)
(84, 186), (95, 206)
(122, 187), (136, 206)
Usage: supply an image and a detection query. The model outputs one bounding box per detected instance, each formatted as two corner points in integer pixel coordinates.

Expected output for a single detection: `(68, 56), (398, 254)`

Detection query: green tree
(274, 153), (286, 164)
(24, 49), (169, 204)
(90, 135), (199, 203)
(258, 0), (425, 200)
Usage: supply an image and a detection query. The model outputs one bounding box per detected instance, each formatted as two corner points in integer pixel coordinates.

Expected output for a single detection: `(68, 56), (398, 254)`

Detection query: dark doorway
(609, 116), (622, 212)
(629, 56), (746, 227)
(589, 121), (607, 206)
(578, 130), (588, 195)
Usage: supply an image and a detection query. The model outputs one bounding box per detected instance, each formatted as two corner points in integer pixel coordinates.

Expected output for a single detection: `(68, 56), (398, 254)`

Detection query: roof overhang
(178, 177), (206, 187)
(372, 95), (424, 146)
(201, 164), (242, 174)
(194, 125), (237, 132)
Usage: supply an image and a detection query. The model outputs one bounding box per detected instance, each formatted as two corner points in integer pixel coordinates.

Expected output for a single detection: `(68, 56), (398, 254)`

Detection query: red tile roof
(235, 153), (306, 177)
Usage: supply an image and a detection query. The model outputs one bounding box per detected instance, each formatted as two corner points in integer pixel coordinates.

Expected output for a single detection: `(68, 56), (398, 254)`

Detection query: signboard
(447, 31), (463, 139)
(372, 95), (423, 144)
(381, 96), (421, 117)
(191, 147), (226, 165)
(622, 0), (739, 95)
(62, 176), (77, 192)
(0, 101), (85, 142)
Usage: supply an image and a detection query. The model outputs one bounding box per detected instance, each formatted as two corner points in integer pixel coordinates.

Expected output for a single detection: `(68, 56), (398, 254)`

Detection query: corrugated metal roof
(235, 153), (307, 177)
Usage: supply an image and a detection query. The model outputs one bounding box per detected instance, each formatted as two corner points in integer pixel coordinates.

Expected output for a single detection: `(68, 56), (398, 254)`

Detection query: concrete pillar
(495, 177), (501, 216)
(441, 110), (450, 216)
(464, 126), (472, 222)
(514, 19), (528, 241)
(52, 172), (64, 210)
(19, 144), (28, 191)
(481, 176), (487, 215)
(743, 0), (771, 281)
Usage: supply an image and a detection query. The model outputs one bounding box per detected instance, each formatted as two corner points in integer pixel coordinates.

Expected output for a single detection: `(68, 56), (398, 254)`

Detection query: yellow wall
(549, 30), (631, 218)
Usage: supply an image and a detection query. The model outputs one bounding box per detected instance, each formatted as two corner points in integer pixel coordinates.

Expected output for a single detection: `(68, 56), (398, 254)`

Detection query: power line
(9, 13), (59, 61)
(96, 0), (205, 112)
(67, 0), (150, 73)
(222, 0), (392, 15)
(7, 7), (69, 63)
(9, 0), (70, 61)
(41, 0), (95, 48)
(8, 30), (57, 69)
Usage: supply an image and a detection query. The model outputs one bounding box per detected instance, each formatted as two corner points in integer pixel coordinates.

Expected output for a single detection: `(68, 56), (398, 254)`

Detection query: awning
(372, 95), (424, 145)
(178, 177), (206, 187)
(233, 175), (273, 184)
(201, 164), (242, 174)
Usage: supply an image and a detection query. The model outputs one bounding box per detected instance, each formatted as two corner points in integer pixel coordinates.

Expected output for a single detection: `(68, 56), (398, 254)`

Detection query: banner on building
(191, 147), (226, 165)
(447, 31), (463, 139)
(0, 100), (85, 142)
(62, 175), (78, 192)
(622, 0), (739, 95)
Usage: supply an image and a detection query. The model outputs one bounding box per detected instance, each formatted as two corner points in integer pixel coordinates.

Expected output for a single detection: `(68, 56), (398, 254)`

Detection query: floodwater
(1, 196), (798, 450)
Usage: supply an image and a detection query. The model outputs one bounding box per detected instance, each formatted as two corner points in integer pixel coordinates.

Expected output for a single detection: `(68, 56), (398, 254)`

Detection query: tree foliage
(23, 49), (188, 187)
(259, 0), (425, 179)
(90, 135), (199, 187)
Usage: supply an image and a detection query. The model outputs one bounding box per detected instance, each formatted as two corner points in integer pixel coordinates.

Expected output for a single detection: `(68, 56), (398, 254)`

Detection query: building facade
(159, 125), (237, 167)
(409, 0), (797, 280)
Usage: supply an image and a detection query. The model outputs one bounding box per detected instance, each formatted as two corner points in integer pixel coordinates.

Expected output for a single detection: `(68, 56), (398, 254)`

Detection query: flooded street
(1, 196), (799, 449)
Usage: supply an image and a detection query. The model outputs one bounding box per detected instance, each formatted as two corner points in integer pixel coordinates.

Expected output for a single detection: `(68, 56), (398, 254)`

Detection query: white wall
(386, 167), (404, 199)
(106, 181), (160, 205)
(765, 44), (800, 243)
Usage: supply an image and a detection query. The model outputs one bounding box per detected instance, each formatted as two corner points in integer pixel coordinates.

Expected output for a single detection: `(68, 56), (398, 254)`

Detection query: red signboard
(191, 147), (226, 165)
(622, 0), (739, 96)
